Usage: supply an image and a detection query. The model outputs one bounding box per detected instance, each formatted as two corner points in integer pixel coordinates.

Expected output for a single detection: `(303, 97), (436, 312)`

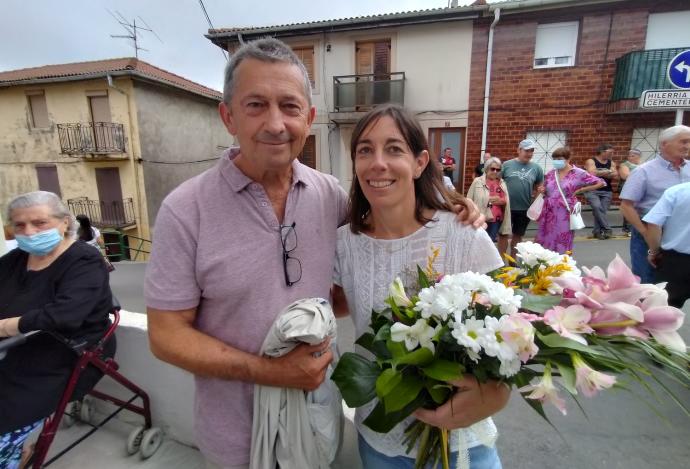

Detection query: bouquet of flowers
(331, 242), (690, 469)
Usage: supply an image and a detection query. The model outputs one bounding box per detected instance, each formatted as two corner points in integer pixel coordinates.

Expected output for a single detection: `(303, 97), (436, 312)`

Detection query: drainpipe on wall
(480, 8), (500, 164)
(107, 74), (144, 236)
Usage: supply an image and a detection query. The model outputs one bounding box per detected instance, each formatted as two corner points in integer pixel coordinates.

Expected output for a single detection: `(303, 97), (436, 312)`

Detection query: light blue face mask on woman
(552, 159), (566, 170)
(15, 228), (63, 256)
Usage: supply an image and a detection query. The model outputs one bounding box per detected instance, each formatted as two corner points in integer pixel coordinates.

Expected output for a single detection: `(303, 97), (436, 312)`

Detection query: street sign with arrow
(668, 50), (690, 89)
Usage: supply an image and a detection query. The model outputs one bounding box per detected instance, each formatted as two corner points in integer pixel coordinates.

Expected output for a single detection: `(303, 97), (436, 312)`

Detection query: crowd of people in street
(1, 35), (689, 469)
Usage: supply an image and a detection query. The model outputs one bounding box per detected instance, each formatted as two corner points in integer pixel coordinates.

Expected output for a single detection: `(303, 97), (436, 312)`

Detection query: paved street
(109, 236), (690, 469)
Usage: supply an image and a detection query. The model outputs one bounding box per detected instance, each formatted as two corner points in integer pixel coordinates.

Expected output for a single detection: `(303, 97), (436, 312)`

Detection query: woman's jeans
(358, 434), (502, 469)
(486, 221), (501, 242)
(630, 226), (655, 284)
(584, 190), (612, 235)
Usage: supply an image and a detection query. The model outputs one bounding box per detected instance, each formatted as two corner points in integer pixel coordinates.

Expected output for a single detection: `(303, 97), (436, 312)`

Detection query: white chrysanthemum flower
(479, 316), (518, 363)
(484, 281), (523, 315)
(499, 357), (522, 377)
(451, 316), (485, 354)
(414, 281), (471, 322)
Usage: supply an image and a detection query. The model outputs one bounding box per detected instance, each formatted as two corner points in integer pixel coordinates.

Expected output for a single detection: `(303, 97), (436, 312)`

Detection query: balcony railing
(67, 197), (136, 229)
(610, 47), (690, 102)
(57, 122), (126, 154)
(333, 72), (405, 112)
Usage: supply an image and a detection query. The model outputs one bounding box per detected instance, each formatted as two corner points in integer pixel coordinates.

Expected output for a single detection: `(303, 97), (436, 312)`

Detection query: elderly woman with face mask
(0, 191), (113, 468)
(535, 147), (605, 254)
(466, 157), (512, 243)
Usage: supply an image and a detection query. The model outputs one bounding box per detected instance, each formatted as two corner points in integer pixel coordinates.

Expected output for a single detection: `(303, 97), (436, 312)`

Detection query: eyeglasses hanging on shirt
(280, 222), (302, 287)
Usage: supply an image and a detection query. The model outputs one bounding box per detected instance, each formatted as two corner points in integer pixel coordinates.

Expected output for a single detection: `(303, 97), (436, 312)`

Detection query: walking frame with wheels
(0, 299), (162, 467)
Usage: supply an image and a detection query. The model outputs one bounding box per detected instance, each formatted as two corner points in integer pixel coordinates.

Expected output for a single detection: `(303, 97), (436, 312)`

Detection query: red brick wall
(465, 1), (687, 192)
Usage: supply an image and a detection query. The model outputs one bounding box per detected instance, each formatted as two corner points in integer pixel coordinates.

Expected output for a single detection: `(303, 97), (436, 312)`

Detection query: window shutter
(35, 165), (62, 197)
(534, 22), (578, 68)
(293, 46), (315, 87)
(27, 91), (50, 128)
(298, 135), (316, 169)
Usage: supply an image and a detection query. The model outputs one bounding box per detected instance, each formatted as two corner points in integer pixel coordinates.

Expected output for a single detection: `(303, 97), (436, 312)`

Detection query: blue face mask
(15, 228), (63, 256)
(552, 159), (566, 170)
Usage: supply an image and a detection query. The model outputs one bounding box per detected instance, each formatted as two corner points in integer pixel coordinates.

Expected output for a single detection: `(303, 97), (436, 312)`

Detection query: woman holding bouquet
(535, 147), (604, 254)
(332, 104), (509, 468)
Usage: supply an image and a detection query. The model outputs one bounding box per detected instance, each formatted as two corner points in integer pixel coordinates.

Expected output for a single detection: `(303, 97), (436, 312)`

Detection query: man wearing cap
(499, 139), (544, 259)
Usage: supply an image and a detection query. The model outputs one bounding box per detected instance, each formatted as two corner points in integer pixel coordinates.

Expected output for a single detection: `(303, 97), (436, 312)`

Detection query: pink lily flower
(636, 291), (686, 352)
(543, 305), (594, 345)
(518, 363), (567, 415)
(572, 354), (616, 397)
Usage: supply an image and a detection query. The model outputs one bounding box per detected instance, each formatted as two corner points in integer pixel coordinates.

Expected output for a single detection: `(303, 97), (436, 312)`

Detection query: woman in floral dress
(535, 147), (605, 254)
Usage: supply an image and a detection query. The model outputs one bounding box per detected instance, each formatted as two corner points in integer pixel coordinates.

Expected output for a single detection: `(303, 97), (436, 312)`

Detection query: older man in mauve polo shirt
(144, 38), (483, 469)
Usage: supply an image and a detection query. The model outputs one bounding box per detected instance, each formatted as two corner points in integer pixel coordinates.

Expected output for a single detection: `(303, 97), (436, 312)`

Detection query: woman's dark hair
(347, 103), (463, 234)
(552, 147), (571, 160)
(595, 143), (613, 155)
(76, 214), (94, 242)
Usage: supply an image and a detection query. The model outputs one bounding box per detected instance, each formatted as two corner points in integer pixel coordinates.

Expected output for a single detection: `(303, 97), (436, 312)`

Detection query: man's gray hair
(7, 191), (77, 238)
(222, 37), (312, 106)
(659, 125), (690, 144)
(484, 156), (502, 170)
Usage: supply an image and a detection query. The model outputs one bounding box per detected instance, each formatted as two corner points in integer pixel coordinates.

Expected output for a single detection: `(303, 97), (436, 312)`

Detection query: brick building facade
(465, 0), (689, 192)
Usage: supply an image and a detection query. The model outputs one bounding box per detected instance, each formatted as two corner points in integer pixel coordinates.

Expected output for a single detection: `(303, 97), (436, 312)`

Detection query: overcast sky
(0, 0), (474, 91)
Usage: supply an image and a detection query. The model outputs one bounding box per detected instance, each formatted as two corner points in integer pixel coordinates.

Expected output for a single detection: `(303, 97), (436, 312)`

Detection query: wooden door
(428, 128), (465, 190)
(89, 95), (111, 151)
(95, 167), (124, 225)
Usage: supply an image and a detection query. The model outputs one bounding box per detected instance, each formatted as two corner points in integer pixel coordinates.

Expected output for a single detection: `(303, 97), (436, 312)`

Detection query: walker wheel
(126, 425), (146, 455)
(61, 401), (79, 428)
(79, 397), (94, 424)
(139, 427), (163, 459)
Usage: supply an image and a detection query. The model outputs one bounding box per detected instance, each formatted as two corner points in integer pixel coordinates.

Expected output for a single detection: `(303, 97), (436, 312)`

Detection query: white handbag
(527, 193), (544, 221)
(554, 173), (586, 231)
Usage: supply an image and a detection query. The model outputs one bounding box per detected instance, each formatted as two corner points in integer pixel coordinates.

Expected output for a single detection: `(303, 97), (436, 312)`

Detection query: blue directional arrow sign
(668, 50), (690, 89)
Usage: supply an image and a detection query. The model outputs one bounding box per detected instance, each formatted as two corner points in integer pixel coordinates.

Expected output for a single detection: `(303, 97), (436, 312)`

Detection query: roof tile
(0, 58), (222, 100)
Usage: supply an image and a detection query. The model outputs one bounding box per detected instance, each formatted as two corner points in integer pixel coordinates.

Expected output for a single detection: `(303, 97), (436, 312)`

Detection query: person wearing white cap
(498, 139), (544, 259)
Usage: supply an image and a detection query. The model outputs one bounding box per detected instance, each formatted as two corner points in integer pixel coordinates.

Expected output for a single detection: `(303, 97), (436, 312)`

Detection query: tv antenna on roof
(107, 9), (163, 59)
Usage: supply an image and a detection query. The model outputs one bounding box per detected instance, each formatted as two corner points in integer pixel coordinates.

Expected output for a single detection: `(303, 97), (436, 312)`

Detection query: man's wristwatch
(647, 249), (659, 256)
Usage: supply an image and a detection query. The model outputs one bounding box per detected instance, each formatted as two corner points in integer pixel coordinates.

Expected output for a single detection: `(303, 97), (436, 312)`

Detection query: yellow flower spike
(503, 252), (517, 265)
(425, 245), (441, 279)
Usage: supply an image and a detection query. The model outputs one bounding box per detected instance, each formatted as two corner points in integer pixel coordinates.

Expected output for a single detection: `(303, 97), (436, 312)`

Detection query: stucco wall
(278, 20), (473, 189)
(134, 82), (231, 224)
(0, 80), (140, 226)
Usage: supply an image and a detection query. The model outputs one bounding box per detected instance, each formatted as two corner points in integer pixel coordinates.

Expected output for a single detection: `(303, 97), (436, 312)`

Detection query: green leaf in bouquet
(553, 361), (577, 395)
(537, 332), (601, 355)
(376, 368), (403, 398)
(363, 392), (428, 433)
(331, 352), (381, 407)
(516, 290), (562, 313)
(386, 338), (407, 360)
(421, 359), (464, 382)
(519, 393), (560, 434)
(375, 323), (392, 343)
(393, 347), (434, 368)
(417, 265), (431, 288)
(384, 373), (425, 413)
(426, 382), (452, 404)
(370, 309), (393, 333)
(385, 297), (409, 323)
(355, 332), (375, 352)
